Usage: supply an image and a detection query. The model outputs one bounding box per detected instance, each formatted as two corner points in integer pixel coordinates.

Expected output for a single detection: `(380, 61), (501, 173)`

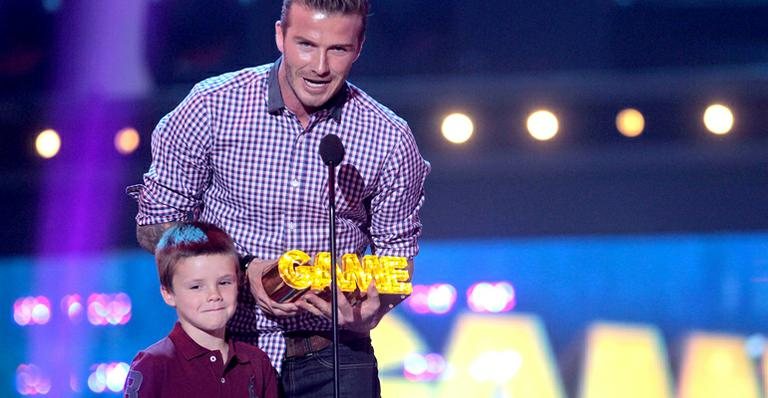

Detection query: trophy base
(261, 261), (308, 303)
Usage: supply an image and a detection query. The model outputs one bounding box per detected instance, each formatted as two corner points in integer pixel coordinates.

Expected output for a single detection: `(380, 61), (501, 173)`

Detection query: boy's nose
(208, 286), (223, 301)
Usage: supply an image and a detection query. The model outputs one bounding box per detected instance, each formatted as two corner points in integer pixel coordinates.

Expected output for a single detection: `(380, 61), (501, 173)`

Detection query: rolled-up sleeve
(133, 85), (213, 226)
(369, 127), (430, 258)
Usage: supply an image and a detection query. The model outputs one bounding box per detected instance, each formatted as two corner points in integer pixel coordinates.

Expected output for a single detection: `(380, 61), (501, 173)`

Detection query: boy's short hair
(155, 222), (238, 292)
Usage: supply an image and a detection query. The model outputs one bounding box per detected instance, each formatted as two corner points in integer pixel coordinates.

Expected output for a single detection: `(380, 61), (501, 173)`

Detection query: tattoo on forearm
(136, 222), (176, 253)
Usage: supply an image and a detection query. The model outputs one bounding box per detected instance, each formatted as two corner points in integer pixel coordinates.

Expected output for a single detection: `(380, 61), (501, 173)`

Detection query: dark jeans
(280, 338), (380, 398)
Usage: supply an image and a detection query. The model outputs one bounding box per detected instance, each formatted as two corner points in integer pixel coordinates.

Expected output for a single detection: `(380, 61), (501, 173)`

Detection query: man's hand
(136, 222), (177, 254)
(245, 258), (299, 317)
(297, 258), (413, 333)
(298, 283), (388, 334)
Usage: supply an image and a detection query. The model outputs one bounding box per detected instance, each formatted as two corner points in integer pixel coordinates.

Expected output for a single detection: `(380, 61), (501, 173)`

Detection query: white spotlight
(35, 129), (61, 159)
(703, 104), (734, 135)
(616, 108), (645, 138)
(441, 113), (474, 144)
(526, 110), (559, 141)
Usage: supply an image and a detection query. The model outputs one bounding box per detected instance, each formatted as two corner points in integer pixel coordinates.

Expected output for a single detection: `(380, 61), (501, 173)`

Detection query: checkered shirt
(129, 59), (430, 372)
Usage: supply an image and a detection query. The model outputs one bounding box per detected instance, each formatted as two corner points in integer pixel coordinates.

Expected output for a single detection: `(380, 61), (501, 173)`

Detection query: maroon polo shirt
(123, 322), (278, 398)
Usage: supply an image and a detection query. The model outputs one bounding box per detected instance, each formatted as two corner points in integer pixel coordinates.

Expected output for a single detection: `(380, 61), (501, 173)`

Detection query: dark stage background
(2, 1), (768, 397)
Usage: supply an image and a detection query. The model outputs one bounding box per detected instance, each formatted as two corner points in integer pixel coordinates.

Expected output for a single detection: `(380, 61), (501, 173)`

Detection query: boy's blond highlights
(155, 222), (239, 292)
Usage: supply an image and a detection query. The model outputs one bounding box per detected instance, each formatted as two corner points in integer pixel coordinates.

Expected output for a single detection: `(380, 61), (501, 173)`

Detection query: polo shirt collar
(267, 56), (347, 123)
(168, 322), (250, 364)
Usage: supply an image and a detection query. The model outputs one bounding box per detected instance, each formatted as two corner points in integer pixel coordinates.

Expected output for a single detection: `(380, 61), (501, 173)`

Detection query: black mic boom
(319, 134), (345, 166)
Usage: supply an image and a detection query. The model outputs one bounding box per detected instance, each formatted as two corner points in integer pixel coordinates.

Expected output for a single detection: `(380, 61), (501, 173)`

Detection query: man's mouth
(303, 77), (331, 88)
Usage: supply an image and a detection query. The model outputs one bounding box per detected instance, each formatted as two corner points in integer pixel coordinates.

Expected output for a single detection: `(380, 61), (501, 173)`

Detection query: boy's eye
(219, 280), (233, 286)
(189, 285), (200, 290)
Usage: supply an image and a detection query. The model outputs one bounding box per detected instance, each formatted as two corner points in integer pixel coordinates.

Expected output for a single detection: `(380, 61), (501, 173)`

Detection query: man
(128, 0), (429, 396)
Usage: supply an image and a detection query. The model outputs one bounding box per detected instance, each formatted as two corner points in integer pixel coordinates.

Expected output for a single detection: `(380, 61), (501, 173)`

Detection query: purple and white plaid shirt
(129, 59), (430, 371)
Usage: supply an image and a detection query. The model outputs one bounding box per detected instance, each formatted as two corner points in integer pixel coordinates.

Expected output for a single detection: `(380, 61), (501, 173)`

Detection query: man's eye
(189, 285), (200, 290)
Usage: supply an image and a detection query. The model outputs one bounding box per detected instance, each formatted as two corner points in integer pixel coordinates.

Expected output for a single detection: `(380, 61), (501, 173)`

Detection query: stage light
(87, 293), (132, 326)
(404, 284), (457, 315)
(403, 352), (447, 381)
(14, 296), (52, 326)
(61, 294), (84, 323)
(745, 334), (765, 360)
(35, 129), (61, 159)
(42, 0), (62, 12)
(703, 104), (734, 135)
(16, 364), (51, 395)
(114, 127), (140, 155)
(468, 350), (523, 383)
(616, 108), (645, 138)
(467, 282), (516, 313)
(87, 363), (130, 393)
(526, 110), (559, 141)
(441, 113), (474, 144)
(427, 284), (457, 314)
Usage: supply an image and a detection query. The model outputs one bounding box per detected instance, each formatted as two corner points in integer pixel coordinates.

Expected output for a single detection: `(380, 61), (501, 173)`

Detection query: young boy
(123, 222), (278, 398)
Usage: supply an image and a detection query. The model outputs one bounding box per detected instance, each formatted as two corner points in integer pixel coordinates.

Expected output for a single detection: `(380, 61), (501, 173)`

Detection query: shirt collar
(168, 322), (250, 363)
(266, 56), (347, 123)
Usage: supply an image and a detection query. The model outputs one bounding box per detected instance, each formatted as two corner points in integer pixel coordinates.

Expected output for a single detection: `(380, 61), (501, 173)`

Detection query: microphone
(318, 133), (344, 398)
(319, 134), (345, 166)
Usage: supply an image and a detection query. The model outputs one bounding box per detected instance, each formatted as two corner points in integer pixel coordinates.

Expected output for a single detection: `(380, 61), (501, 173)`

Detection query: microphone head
(319, 134), (345, 166)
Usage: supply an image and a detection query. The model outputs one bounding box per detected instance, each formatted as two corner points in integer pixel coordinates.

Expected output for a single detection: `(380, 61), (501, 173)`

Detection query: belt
(284, 331), (369, 358)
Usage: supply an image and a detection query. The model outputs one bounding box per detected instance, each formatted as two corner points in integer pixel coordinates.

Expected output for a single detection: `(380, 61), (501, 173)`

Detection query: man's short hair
(155, 222), (238, 292)
(281, 0), (369, 36)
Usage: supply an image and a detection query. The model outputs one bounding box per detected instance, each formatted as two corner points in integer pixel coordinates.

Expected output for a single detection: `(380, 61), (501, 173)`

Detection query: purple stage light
(87, 293), (132, 326)
(467, 282), (516, 313)
(60, 294), (84, 323)
(405, 284), (458, 315)
(403, 352), (446, 381)
(32, 0), (152, 392)
(14, 297), (52, 326)
(426, 284), (457, 314)
(405, 285), (431, 314)
(87, 362), (130, 394)
(16, 364), (51, 395)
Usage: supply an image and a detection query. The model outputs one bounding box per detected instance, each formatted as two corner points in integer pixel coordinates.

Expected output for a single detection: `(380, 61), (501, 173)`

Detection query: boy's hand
(245, 258), (299, 317)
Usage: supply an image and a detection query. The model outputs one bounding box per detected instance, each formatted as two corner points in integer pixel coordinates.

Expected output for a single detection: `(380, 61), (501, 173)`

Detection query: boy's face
(161, 254), (238, 339)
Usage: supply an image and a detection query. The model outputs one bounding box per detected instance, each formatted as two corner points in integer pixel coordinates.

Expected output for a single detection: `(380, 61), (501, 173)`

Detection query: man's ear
(354, 35), (365, 62)
(275, 20), (285, 53)
(160, 285), (176, 307)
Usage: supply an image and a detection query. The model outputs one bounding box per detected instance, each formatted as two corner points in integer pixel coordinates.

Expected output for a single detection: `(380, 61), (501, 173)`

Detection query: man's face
(161, 254), (238, 339)
(275, 4), (364, 114)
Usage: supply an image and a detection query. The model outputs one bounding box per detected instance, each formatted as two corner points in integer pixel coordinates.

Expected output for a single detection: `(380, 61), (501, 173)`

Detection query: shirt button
(287, 222), (296, 231)
(290, 179), (300, 188)
(220, 377), (226, 384)
(209, 355), (216, 362)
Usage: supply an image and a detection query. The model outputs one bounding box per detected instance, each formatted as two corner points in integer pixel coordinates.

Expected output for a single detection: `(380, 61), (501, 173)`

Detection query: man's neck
(278, 63), (313, 128)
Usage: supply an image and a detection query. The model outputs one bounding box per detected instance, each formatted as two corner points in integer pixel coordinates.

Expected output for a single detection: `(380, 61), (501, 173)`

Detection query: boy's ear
(160, 285), (176, 307)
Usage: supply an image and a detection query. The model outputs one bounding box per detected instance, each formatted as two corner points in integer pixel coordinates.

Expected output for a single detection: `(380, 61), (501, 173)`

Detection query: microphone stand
(326, 160), (341, 398)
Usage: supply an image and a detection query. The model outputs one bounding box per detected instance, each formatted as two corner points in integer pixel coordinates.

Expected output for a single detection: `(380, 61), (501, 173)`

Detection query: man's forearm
(136, 222), (177, 253)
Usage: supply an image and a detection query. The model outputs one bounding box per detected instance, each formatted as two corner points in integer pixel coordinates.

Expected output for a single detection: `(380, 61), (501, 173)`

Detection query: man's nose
(313, 52), (330, 75)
